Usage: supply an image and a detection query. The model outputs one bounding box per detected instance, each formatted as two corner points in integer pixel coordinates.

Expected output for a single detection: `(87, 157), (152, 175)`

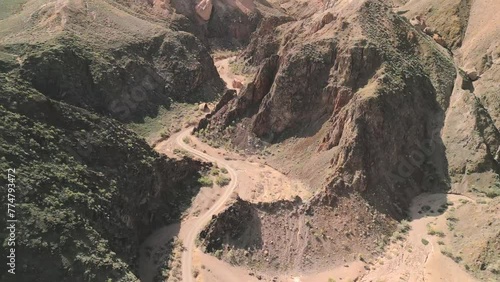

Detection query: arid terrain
(0, 0), (498, 282)
(140, 51), (499, 281)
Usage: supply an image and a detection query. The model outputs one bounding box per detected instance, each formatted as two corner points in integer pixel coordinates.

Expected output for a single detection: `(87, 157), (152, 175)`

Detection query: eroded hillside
(196, 0), (499, 279)
(0, 0), (224, 122)
(0, 75), (209, 281)
(0, 0), (498, 281)
(0, 0), (223, 281)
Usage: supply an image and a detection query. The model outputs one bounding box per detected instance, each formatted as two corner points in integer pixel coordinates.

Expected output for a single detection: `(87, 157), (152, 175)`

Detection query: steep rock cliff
(0, 74), (204, 282)
(201, 0), (457, 217)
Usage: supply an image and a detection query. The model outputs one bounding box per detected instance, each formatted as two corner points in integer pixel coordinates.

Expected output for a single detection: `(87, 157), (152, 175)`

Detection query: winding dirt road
(177, 128), (239, 282)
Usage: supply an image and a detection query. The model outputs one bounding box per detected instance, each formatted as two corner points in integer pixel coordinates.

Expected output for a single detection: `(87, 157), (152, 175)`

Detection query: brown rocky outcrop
(199, 102), (210, 112)
(199, 0), (498, 276)
(232, 78), (244, 89)
(242, 13), (294, 64)
(311, 12), (336, 33)
(200, 0), (456, 219)
(410, 15), (427, 31)
(195, 0), (213, 21)
(199, 190), (392, 271)
(199, 197), (262, 252)
(433, 33), (447, 47)
(464, 67), (479, 80)
(1, 0), (225, 122)
(423, 26), (435, 36)
(170, 0), (282, 45)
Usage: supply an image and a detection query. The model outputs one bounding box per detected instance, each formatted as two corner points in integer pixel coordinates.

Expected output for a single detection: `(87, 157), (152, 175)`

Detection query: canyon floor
(1, 0), (497, 281)
(135, 58), (488, 282)
(139, 125), (483, 282)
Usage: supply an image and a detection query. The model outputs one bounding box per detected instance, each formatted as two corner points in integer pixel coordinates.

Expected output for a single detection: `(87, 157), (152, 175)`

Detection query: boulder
(311, 12), (336, 33)
(195, 0), (213, 21)
(322, 12), (335, 26)
(199, 102), (210, 112)
(232, 78), (244, 89)
(460, 76), (474, 91)
(433, 34), (446, 47)
(407, 31), (416, 43)
(410, 15), (426, 31)
(465, 68), (479, 81)
(423, 27), (435, 36)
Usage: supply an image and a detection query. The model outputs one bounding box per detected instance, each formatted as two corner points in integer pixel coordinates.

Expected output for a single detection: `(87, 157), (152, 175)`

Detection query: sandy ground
(215, 56), (247, 93)
(197, 251), (260, 282)
(362, 193), (477, 282)
(139, 128), (311, 282)
(144, 125), (479, 282)
(155, 129), (312, 204)
(174, 129), (242, 282)
(138, 55), (483, 282)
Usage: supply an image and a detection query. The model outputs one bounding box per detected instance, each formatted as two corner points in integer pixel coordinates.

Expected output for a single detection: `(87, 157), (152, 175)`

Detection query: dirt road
(148, 128), (479, 282)
(177, 128), (239, 282)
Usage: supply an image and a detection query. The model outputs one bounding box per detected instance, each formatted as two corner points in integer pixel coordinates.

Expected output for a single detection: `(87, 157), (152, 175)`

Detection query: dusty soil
(144, 125), (488, 282)
(136, 49), (496, 282)
(138, 127), (312, 282)
(214, 56), (248, 93)
(155, 127), (312, 204)
(152, 128), (367, 282)
(363, 193), (478, 282)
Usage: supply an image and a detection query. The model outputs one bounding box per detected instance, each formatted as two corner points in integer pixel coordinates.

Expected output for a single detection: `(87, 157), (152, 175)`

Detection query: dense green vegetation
(0, 74), (202, 281)
(0, 1), (229, 278)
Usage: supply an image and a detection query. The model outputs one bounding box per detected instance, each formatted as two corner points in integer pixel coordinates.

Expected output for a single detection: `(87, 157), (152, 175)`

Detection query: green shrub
(397, 220), (411, 233)
(427, 224), (446, 237)
(421, 205), (431, 211)
(210, 168), (220, 176)
(391, 231), (404, 241)
(428, 229), (446, 237)
(192, 268), (199, 278)
(441, 248), (462, 263)
(485, 188), (500, 198)
(421, 239), (429, 245)
(447, 221), (455, 231)
(198, 176), (213, 187)
(216, 175), (231, 186)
